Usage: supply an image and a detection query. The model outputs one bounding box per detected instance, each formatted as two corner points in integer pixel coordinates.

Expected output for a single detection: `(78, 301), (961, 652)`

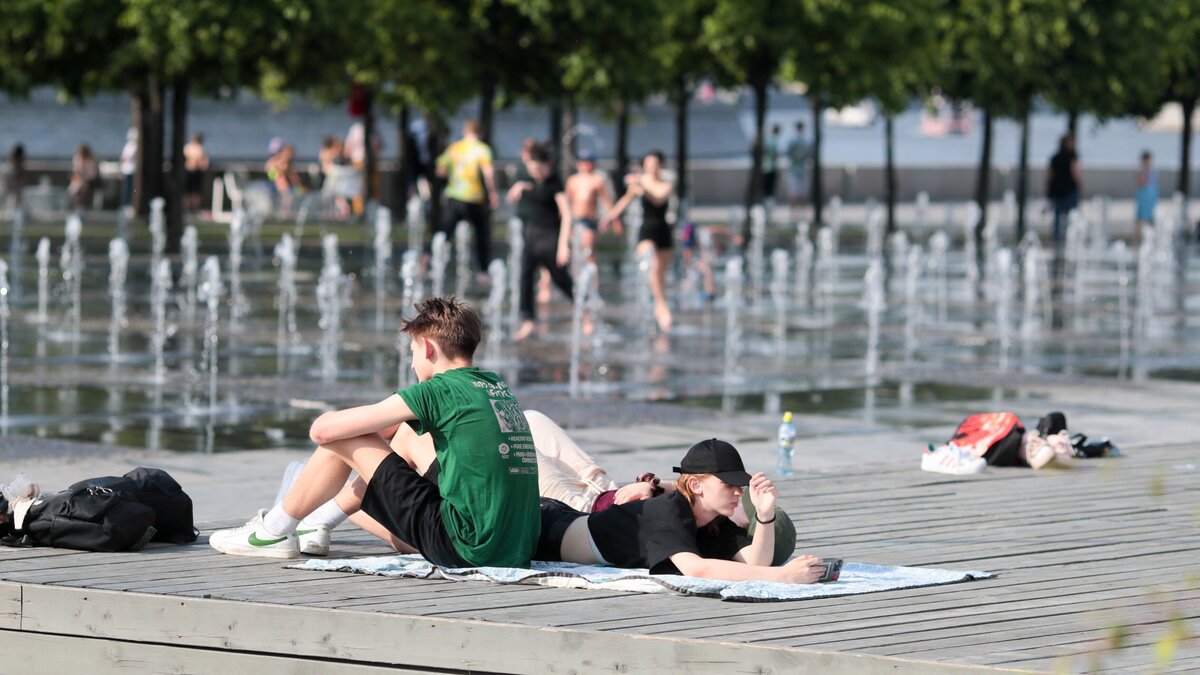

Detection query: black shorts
(639, 220), (674, 250)
(185, 170), (204, 196)
(360, 454), (467, 568)
(536, 498), (587, 562)
(538, 498), (644, 567)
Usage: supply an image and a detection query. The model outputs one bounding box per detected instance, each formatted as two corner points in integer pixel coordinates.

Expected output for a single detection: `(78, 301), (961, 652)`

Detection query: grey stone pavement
(3, 375), (1195, 525)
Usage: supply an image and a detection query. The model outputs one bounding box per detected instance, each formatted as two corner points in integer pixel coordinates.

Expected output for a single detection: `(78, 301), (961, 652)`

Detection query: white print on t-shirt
(489, 399), (529, 433)
(473, 380), (514, 397)
(498, 443), (511, 458)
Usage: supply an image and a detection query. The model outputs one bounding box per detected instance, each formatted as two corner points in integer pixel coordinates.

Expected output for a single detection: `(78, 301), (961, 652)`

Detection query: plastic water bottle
(777, 411), (796, 477)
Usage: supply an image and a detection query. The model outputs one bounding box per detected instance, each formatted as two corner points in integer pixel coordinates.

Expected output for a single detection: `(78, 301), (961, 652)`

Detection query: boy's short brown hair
(401, 296), (482, 360)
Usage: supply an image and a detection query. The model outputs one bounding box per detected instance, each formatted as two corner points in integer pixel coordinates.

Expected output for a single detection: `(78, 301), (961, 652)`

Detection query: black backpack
(24, 485), (158, 552)
(68, 468), (198, 544)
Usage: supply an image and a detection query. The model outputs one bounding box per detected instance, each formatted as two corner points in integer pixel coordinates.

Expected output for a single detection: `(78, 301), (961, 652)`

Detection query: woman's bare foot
(513, 320), (536, 341)
(654, 304), (673, 333)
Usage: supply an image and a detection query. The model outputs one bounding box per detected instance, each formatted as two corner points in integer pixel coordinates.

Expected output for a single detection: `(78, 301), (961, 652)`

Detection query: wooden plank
(0, 583), (19, 630)
(13, 583), (1010, 674)
(532, 561), (1198, 635)
(814, 591), (1200, 654)
(0, 629), (419, 674)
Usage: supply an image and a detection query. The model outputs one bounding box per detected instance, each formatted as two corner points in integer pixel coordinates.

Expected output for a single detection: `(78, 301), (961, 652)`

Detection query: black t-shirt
(512, 164), (534, 221)
(520, 174), (565, 240)
(588, 492), (743, 574)
(1047, 149), (1077, 198)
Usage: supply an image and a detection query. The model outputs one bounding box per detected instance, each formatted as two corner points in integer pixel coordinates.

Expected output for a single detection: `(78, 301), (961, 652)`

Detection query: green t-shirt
(398, 367), (539, 567)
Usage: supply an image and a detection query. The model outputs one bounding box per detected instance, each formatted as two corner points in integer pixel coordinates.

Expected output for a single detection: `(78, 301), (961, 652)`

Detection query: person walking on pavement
(435, 119), (499, 282)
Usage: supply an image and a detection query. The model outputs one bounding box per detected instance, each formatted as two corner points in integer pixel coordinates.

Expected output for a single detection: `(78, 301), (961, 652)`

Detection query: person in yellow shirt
(436, 120), (499, 277)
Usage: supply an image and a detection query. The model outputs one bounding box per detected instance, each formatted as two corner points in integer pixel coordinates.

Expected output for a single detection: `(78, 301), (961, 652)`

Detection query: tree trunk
(674, 81), (690, 208)
(167, 78), (188, 253)
(811, 94), (824, 227)
(138, 75), (166, 218)
(742, 80), (768, 243)
(426, 112), (445, 237)
(1179, 97), (1195, 198)
(884, 113), (896, 235)
(130, 88), (145, 214)
(1016, 99), (1031, 242)
(363, 88), (377, 203)
(562, 96), (577, 174)
(1067, 109), (1079, 139)
(974, 108), (994, 259)
(395, 106), (411, 209)
(615, 101), (630, 197)
(1176, 98), (1194, 328)
(549, 101), (563, 176)
(479, 73), (496, 145)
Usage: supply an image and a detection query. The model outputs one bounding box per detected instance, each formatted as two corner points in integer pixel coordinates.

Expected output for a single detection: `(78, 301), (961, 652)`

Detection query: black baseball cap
(673, 439), (752, 487)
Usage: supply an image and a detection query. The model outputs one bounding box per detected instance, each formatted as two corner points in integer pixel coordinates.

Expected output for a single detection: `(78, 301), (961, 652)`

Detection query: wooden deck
(0, 441), (1195, 673)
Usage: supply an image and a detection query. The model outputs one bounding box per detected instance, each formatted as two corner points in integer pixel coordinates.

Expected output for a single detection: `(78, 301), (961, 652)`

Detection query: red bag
(949, 413), (1025, 466)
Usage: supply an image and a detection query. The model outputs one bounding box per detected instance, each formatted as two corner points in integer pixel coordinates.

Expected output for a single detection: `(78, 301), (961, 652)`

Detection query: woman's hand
(775, 555), (823, 584)
(505, 182), (530, 204)
(556, 240), (571, 267)
(613, 482), (657, 504)
(746, 471), (777, 515)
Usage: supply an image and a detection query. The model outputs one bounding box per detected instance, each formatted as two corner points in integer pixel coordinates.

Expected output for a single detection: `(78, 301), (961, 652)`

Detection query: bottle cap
(782, 411), (793, 423)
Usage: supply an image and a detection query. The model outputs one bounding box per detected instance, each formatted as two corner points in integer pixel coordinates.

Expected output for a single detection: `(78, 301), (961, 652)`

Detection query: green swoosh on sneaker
(295, 529), (316, 536)
(248, 532), (290, 547)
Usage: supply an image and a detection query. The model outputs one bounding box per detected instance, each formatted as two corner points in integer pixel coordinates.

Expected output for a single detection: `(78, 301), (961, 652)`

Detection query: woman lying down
(537, 434), (826, 584)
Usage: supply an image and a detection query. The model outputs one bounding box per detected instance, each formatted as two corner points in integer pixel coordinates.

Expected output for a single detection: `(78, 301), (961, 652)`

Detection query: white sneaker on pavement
(921, 445), (987, 475)
(209, 509), (300, 559)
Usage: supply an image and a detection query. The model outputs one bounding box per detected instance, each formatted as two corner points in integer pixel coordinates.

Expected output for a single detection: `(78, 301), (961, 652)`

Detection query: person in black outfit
(1046, 134), (1082, 243)
(602, 150), (676, 332)
(507, 142), (574, 341)
(537, 439), (824, 583)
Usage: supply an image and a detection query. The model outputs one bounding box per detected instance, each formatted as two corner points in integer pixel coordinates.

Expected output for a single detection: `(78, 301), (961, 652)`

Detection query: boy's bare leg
(329, 477), (419, 553)
(296, 425), (435, 553)
(580, 227), (598, 267)
(281, 433), (394, 520)
(212, 433), (394, 559)
(348, 510), (419, 553)
(389, 423), (437, 474)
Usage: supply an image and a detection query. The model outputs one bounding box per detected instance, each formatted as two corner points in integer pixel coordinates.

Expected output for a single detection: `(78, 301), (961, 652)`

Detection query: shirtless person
(565, 150), (615, 269)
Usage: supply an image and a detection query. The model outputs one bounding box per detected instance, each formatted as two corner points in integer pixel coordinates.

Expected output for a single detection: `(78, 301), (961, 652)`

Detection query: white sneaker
(921, 445), (986, 475)
(209, 510), (300, 559)
(297, 525), (331, 556)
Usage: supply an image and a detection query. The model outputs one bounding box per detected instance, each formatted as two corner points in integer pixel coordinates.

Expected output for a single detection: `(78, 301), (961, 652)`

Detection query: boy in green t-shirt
(210, 297), (541, 568)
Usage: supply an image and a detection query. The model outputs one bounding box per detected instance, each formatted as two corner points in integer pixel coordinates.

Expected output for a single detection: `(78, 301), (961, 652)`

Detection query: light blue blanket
(291, 554), (993, 602)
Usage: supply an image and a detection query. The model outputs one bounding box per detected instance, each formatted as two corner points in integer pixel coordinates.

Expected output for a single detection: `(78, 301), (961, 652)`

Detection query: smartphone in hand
(816, 558), (843, 583)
